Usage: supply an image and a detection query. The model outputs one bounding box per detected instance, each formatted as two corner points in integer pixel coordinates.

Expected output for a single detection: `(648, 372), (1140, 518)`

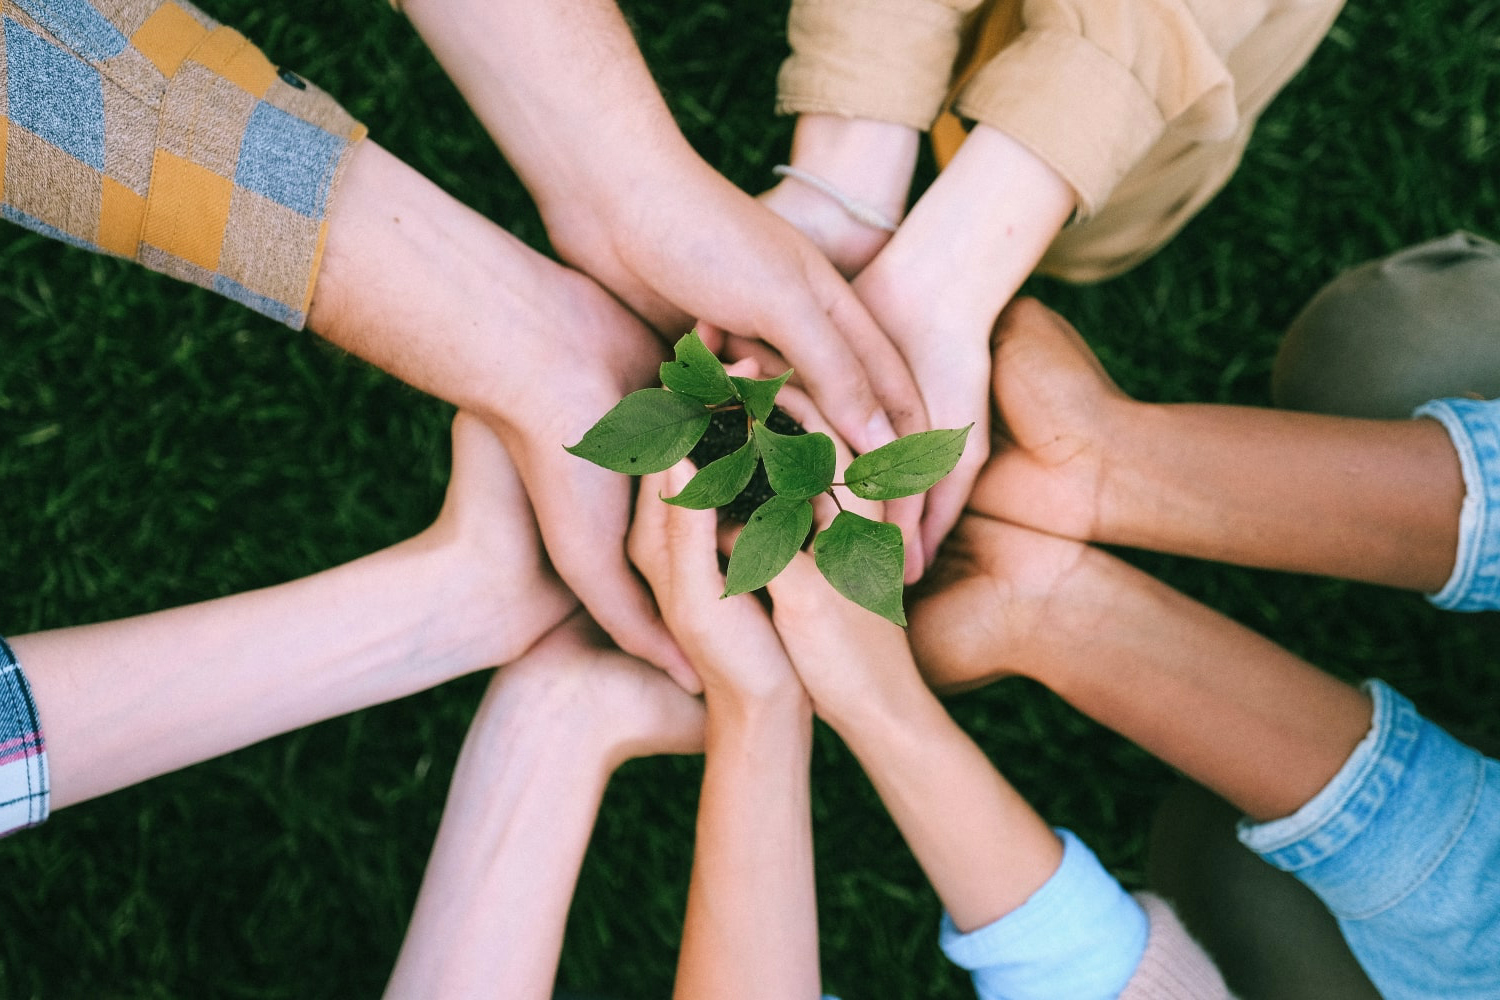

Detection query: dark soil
(688, 406), (806, 522)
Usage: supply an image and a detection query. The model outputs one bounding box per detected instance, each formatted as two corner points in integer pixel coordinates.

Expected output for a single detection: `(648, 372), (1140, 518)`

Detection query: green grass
(3, 0), (1500, 996)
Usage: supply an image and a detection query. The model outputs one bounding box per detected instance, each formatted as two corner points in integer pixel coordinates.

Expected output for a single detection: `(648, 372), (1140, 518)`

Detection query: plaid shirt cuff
(0, 635), (49, 837)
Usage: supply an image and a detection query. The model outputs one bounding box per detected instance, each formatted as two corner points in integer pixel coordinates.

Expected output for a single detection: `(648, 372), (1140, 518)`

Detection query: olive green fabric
(1273, 231), (1500, 419)
(1146, 782), (1380, 1000)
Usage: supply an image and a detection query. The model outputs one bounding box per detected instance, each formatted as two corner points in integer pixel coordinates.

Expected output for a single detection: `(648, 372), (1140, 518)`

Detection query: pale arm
(673, 696), (818, 1000)
(768, 554), (1061, 933)
(629, 466), (821, 1000)
(384, 617), (705, 999)
(400, 0), (927, 467)
(13, 414), (576, 810)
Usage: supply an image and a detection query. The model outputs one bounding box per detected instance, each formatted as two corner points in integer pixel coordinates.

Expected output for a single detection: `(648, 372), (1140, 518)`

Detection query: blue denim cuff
(1413, 397), (1500, 611)
(1238, 682), (1500, 998)
(0, 635), (50, 837)
(939, 829), (1149, 1000)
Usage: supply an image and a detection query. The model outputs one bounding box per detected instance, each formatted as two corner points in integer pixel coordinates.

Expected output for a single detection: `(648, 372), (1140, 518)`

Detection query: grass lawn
(3, 0), (1499, 996)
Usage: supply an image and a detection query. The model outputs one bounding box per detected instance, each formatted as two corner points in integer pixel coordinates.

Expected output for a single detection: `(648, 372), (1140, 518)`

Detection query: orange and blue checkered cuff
(1, 0), (367, 328)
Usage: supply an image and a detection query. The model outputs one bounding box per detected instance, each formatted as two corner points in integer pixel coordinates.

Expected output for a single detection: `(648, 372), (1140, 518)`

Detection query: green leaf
(730, 370), (792, 422)
(662, 438), (758, 509)
(752, 424), (834, 500)
(564, 389), (711, 474)
(844, 425), (974, 501)
(659, 331), (735, 405)
(812, 511), (907, 626)
(723, 496), (814, 596)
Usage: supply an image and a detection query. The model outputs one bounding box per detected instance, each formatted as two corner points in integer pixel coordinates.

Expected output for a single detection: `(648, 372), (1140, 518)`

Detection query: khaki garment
(779, 0), (1346, 281)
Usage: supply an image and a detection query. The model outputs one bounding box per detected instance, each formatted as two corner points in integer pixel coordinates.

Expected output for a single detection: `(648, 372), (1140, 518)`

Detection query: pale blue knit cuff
(1414, 397), (1500, 611)
(939, 829), (1149, 1000)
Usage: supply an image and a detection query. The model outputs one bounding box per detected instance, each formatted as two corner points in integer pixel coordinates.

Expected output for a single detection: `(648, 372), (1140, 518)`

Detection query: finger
(912, 419), (996, 569)
(694, 320), (728, 355)
(549, 524), (702, 694)
(764, 283), (922, 457)
(718, 333), (789, 382)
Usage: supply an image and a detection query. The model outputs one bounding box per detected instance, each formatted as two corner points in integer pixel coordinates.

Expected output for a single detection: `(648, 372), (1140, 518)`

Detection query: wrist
(786, 114), (919, 222)
(704, 683), (812, 747)
(879, 124), (1074, 327)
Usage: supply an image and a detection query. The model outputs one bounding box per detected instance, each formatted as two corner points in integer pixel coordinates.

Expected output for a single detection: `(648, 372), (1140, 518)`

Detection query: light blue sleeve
(1413, 397), (1500, 610)
(938, 829), (1148, 1000)
(1239, 680), (1500, 998)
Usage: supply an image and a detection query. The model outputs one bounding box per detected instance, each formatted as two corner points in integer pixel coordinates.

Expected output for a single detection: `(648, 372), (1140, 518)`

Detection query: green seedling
(566, 331), (970, 626)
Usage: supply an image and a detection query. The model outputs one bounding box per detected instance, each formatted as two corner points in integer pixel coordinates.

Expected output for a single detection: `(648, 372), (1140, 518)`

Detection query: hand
(906, 513), (1094, 694)
(834, 126), (1078, 567)
(851, 256), (992, 576)
(627, 462), (803, 710)
(554, 161), (929, 460)
(967, 298), (1131, 541)
(484, 268), (702, 692)
(419, 411), (579, 671)
(481, 609), (706, 773)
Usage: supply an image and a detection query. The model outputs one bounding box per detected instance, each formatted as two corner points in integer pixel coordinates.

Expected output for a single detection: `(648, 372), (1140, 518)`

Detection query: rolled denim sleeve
(1239, 681), (1500, 999)
(1414, 397), (1500, 611)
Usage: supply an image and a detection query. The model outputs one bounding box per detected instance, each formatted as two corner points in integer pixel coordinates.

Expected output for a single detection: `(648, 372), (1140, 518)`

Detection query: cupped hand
(484, 270), (700, 693)
(906, 512), (1093, 694)
(486, 610), (706, 773)
(968, 298), (1131, 541)
(627, 462), (802, 707)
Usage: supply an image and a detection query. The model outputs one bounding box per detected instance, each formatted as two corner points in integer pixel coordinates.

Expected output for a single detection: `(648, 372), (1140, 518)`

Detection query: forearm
(14, 532), (550, 810)
(401, 0), (696, 222)
(310, 142), (618, 420)
(385, 679), (615, 1000)
(1099, 402), (1462, 592)
(1020, 543), (1373, 823)
(829, 682), (1062, 933)
(674, 696), (819, 1000)
(864, 125), (1074, 331)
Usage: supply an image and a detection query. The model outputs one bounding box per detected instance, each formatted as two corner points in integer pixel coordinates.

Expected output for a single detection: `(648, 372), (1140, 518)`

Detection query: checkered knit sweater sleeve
(1118, 893), (1236, 1000)
(0, 0), (366, 328)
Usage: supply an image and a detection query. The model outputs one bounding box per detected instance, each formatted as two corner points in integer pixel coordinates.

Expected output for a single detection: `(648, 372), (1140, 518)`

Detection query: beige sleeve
(776, 0), (983, 131)
(955, 1), (1250, 218)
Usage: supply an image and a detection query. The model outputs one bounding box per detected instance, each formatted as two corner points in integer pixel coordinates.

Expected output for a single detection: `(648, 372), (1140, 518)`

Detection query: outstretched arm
(910, 512), (1373, 824)
(384, 614), (705, 999)
(308, 139), (699, 686)
(629, 464), (821, 1000)
(769, 547), (1062, 933)
(12, 414), (575, 811)
(972, 298), (1464, 594)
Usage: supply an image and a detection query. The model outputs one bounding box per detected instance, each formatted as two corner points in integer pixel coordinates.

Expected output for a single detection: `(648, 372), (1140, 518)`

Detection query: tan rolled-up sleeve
(955, 1), (1241, 219)
(777, 0), (982, 131)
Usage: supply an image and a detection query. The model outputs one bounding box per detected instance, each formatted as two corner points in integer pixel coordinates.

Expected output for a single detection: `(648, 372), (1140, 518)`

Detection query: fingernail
(866, 412), (898, 451)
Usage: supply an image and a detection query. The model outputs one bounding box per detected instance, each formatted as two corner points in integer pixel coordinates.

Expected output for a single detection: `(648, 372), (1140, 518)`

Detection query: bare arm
(973, 298), (1463, 593)
(384, 616), (705, 999)
(14, 414), (575, 811)
(629, 465), (822, 1000)
(910, 514), (1374, 823)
